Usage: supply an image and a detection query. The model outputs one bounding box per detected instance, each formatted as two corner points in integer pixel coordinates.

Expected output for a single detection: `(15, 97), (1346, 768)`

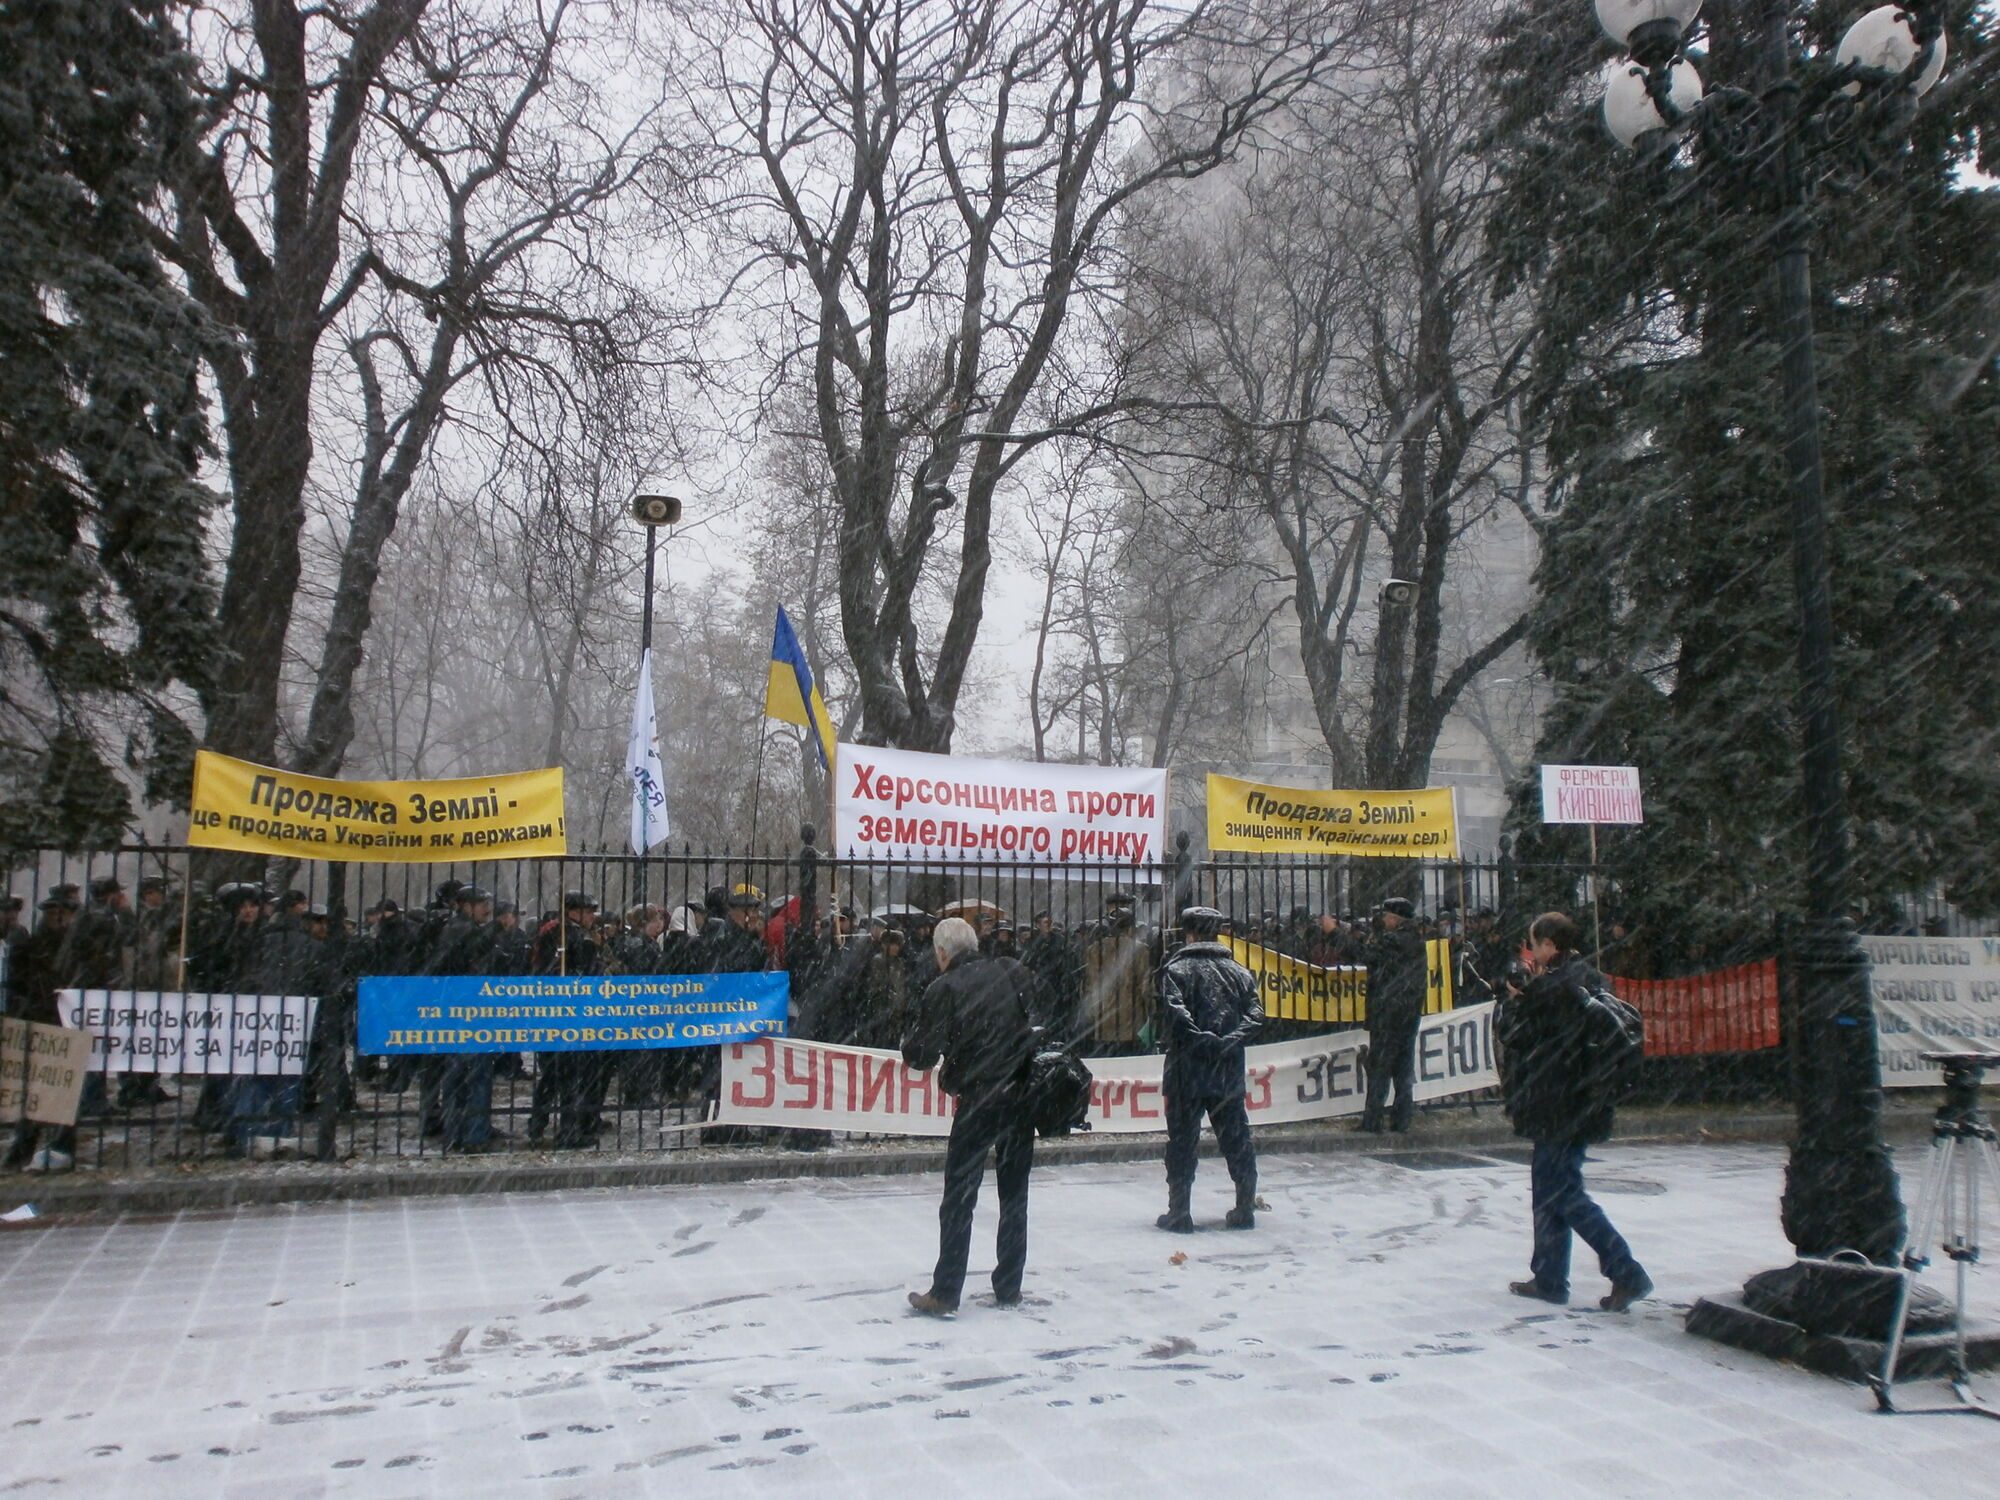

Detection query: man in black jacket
(1359, 897), (1426, 1133)
(902, 916), (1040, 1316)
(1497, 911), (1652, 1311)
(531, 891), (608, 1148)
(423, 885), (500, 1152)
(1158, 907), (1264, 1232)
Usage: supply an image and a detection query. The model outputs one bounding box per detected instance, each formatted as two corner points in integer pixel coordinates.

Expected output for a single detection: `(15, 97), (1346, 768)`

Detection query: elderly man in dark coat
(1157, 906), (1265, 1232)
(902, 915), (1041, 1316)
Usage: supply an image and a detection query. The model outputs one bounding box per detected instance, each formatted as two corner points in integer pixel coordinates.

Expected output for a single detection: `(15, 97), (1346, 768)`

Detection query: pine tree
(0, 0), (216, 854)
(1483, 0), (2000, 950)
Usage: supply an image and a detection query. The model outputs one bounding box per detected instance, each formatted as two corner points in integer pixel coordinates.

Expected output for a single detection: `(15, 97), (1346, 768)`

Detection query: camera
(632, 493), (683, 527)
(1379, 578), (1418, 608)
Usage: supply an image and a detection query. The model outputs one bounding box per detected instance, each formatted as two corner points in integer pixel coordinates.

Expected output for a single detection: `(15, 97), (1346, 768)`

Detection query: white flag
(627, 647), (669, 854)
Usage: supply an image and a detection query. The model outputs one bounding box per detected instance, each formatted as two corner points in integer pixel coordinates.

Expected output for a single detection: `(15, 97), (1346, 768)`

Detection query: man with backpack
(1497, 911), (1652, 1311)
(900, 916), (1042, 1316)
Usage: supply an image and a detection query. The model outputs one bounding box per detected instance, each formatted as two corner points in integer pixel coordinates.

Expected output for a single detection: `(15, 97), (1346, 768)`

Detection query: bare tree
(692, 0), (1365, 751)
(1122, 0), (1535, 790)
(155, 0), (695, 777)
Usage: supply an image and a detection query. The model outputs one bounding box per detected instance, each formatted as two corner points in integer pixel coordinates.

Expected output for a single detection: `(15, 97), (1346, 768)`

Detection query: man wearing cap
(531, 891), (608, 1148)
(1020, 910), (1081, 1047)
(117, 876), (181, 1106)
(1360, 897), (1427, 1134)
(1156, 907), (1265, 1233)
(419, 885), (500, 1152)
(60, 876), (134, 991)
(1083, 910), (1152, 1056)
(225, 878), (333, 1158)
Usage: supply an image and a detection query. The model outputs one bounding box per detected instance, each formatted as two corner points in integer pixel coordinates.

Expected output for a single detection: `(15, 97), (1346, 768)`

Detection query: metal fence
(1, 837), (1981, 1172)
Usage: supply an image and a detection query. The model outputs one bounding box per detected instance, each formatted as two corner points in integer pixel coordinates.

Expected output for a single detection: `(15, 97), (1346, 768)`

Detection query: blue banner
(358, 972), (789, 1055)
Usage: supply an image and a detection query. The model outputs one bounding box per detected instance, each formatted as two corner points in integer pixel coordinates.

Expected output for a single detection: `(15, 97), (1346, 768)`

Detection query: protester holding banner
(4, 894), (80, 1172)
(1157, 907), (1264, 1233)
(1359, 898), (1427, 1133)
(1497, 912), (1652, 1312)
(529, 891), (608, 1149)
(224, 889), (330, 1158)
(901, 917), (1041, 1317)
(420, 885), (502, 1153)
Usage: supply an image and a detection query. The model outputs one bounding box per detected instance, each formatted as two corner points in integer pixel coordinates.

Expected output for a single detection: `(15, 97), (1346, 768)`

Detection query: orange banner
(1609, 958), (1780, 1055)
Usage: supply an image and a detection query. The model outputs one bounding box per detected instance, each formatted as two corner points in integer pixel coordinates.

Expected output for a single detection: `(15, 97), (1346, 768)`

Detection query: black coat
(1497, 955), (1615, 1146)
(7, 921), (71, 1023)
(189, 913), (264, 992)
(1361, 924), (1427, 1033)
(58, 901), (131, 989)
(613, 932), (662, 975)
(425, 913), (498, 978)
(702, 918), (766, 975)
(902, 952), (1038, 1108)
(246, 913), (333, 996)
(490, 922), (534, 978)
(1159, 941), (1263, 1100)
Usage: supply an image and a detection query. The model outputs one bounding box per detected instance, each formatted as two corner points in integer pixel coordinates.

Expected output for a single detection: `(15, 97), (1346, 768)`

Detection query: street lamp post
(1589, 1), (1955, 1356)
(630, 494), (683, 883)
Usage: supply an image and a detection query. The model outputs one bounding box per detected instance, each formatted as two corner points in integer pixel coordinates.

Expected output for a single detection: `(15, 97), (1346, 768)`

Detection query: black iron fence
(2, 838), (1989, 1173)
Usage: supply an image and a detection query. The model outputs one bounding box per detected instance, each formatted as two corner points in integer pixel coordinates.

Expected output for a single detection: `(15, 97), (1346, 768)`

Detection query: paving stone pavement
(1, 1141), (1994, 1498)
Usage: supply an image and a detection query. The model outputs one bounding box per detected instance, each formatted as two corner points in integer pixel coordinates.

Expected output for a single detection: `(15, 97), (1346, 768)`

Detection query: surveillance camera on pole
(632, 493), (683, 527)
(1379, 579), (1418, 609)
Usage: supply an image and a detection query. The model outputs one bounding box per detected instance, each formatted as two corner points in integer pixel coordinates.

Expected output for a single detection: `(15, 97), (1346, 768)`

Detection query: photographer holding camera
(1359, 897), (1426, 1133)
(1497, 911), (1652, 1311)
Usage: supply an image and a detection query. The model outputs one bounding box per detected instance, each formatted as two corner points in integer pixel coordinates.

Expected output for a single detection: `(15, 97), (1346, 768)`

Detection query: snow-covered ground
(2, 1141), (1994, 1498)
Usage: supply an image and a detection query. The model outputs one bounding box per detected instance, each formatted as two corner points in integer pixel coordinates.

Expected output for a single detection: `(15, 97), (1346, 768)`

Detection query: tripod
(1872, 1051), (2000, 1419)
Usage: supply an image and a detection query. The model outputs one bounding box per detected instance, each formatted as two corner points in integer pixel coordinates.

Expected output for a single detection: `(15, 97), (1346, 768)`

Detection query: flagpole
(749, 727), (768, 852)
(630, 492), (682, 886)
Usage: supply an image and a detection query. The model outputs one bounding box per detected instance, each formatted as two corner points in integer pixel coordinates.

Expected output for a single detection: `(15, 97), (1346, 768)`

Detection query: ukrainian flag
(765, 605), (836, 770)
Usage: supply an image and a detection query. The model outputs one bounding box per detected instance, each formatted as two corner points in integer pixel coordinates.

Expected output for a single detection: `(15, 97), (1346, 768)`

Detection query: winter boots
(1156, 1182), (1194, 1234)
(1224, 1181), (1257, 1230)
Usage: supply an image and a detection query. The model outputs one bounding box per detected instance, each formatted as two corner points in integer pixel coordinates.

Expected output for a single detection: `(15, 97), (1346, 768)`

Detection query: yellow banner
(1225, 938), (1366, 1024)
(1206, 774), (1459, 858)
(189, 751), (566, 862)
(1224, 936), (1456, 1024)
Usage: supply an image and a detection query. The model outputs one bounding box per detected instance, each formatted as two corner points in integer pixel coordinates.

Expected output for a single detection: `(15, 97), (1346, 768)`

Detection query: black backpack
(1023, 1047), (1094, 1137)
(1007, 964), (1094, 1136)
(1579, 984), (1645, 1102)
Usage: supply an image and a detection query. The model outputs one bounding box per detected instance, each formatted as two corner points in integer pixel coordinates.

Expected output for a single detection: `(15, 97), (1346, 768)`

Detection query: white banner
(834, 743), (1169, 868)
(1539, 764), (1644, 824)
(1861, 936), (2000, 1087)
(716, 1002), (1497, 1135)
(57, 989), (317, 1076)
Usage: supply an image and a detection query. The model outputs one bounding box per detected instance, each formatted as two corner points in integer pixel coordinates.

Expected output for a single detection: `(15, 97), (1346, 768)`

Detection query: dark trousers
(929, 1091), (1034, 1306)
(534, 1052), (609, 1147)
(1529, 1141), (1645, 1295)
(1361, 1017), (1418, 1131)
(1164, 1090), (1257, 1192)
(223, 1075), (300, 1150)
(438, 1055), (494, 1149)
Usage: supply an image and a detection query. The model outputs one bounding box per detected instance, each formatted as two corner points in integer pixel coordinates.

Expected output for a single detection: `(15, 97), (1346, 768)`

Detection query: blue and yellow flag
(765, 606), (836, 770)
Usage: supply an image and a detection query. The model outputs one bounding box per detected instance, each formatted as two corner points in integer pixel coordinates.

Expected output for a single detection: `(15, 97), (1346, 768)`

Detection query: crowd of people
(3, 872), (1535, 1172)
(4, 875), (1652, 1316)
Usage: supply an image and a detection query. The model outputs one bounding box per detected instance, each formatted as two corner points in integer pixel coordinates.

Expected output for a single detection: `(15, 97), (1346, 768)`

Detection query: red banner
(1609, 959), (1781, 1055)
